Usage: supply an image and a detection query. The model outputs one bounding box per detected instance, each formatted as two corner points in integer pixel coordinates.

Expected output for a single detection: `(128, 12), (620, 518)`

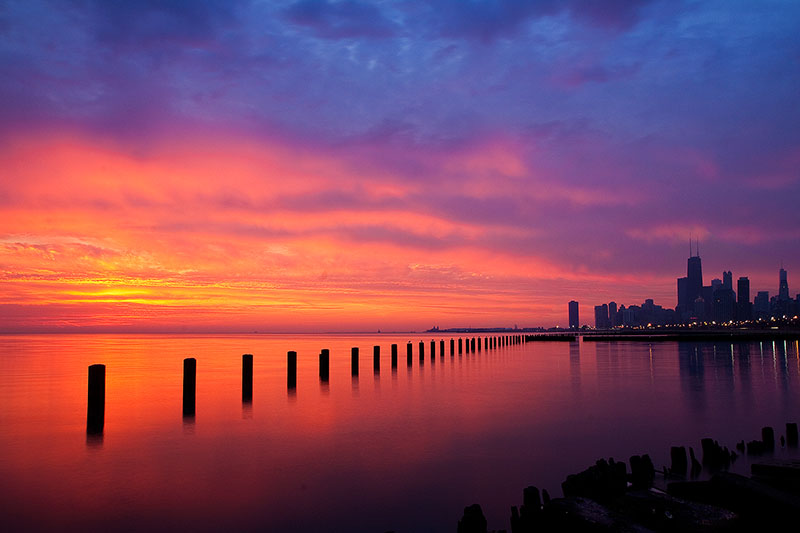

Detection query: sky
(1, 0), (799, 332)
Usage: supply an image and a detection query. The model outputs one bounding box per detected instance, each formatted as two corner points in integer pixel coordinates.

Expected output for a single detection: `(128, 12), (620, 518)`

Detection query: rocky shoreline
(457, 422), (800, 532)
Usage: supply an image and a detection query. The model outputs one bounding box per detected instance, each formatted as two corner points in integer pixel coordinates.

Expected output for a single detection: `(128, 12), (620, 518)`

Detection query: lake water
(2, 334), (800, 531)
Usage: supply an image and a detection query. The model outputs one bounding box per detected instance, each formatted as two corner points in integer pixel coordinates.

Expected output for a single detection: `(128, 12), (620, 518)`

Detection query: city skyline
(1, 1), (799, 332)
(583, 249), (798, 329)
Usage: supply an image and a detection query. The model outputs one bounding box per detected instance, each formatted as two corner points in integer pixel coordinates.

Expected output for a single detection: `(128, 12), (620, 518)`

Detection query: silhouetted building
(754, 291), (770, 319)
(713, 288), (736, 322)
(737, 276), (751, 321)
(568, 301), (579, 329)
(608, 301), (618, 327)
(723, 271), (733, 291)
(779, 268), (790, 301)
(594, 303), (609, 329)
(687, 255), (703, 303)
(677, 277), (689, 317)
(679, 244), (704, 322)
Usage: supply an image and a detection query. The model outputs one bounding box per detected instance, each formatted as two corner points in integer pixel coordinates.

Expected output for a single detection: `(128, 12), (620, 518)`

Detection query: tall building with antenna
(687, 239), (703, 302)
(677, 238), (703, 321)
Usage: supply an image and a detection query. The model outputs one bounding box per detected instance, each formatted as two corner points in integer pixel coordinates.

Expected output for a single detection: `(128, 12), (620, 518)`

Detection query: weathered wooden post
(319, 349), (330, 382)
(287, 351), (297, 389)
(242, 354), (253, 402)
(762, 426), (775, 451)
(670, 446), (688, 475)
(86, 364), (105, 434)
(459, 337), (463, 354)
(391, 344), (398, 368)
(478, 337), (481, 351)
(407, 342), (413, 366)
(450, 338), (455, 356)
(373, 345), (380, 373)
(440, 339), (445, 358)
(788, 422), (799, 447)
(471, 337), (476, 352)
(351, 347), (359, 376)
(431, 339), (435, 360)
(183, 357), (196, 416)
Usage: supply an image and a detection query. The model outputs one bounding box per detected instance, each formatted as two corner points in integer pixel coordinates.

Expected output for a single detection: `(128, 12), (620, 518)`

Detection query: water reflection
(85, 432), (104, 449)
(569, 341), (581, 395)
(4, 334), (800, 532)
(182, 413), (196, 434)
(737, 343), (752, 401)
(678, 342), (706, 410)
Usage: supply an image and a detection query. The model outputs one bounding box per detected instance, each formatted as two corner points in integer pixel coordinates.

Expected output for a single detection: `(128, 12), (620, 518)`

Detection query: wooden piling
(450, 338), (455, 356)
(407, 342), (413, 366)
(287, 351), (297, 389)
(670, 446), (688, 475)
(183, 357), (196, 416)
(431, 340), (435, 360)
(440, 339), (445, 358)
(86, 364), (105, 434)
(242, 354), (253, 402)
(762, 426), (775, 451)
(373, 345), (380, 373)
(471, 337), (476, 352)
(319, 349), (330, 382)
(391, 344), (398, 368)
(787, 423), (798, 447)
(478, 337), (481, 351)
(419, 341), (425, 363)
(459, 337), (463, 354)
(351, 347), (359, 376)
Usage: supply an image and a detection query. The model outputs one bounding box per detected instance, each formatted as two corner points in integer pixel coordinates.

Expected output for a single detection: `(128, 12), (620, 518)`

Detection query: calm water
(2, 334), (800, 531)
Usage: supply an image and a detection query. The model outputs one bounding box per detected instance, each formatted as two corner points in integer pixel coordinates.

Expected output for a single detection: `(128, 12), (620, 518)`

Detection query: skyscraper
(568, 301), (579, 329)
(594, 304), (609, 329)
(737, 276), (751, 321)
(779, 268), (789, 301)
(754, 291), (770, 319)
(608, 301), (618, 327)
(723, 271), (733, 291)
(687, 253), (703, 303)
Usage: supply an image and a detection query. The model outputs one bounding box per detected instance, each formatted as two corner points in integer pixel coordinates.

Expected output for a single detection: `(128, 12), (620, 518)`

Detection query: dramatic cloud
(0, 0), (798, 331)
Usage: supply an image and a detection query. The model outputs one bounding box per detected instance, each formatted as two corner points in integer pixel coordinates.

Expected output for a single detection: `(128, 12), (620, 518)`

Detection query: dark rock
(620, 489), (737, 532)
(629, 455), (655, 490)
(458, 504), (487, 533)
(562, 458), (627, 503)
(747, 440), (766, 456)
(700, 438), (730, 471)
(542, 497), (651, 532)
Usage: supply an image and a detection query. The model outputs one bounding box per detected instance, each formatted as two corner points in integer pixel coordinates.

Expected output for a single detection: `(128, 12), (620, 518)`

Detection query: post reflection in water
(2, 333), (800, 532)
